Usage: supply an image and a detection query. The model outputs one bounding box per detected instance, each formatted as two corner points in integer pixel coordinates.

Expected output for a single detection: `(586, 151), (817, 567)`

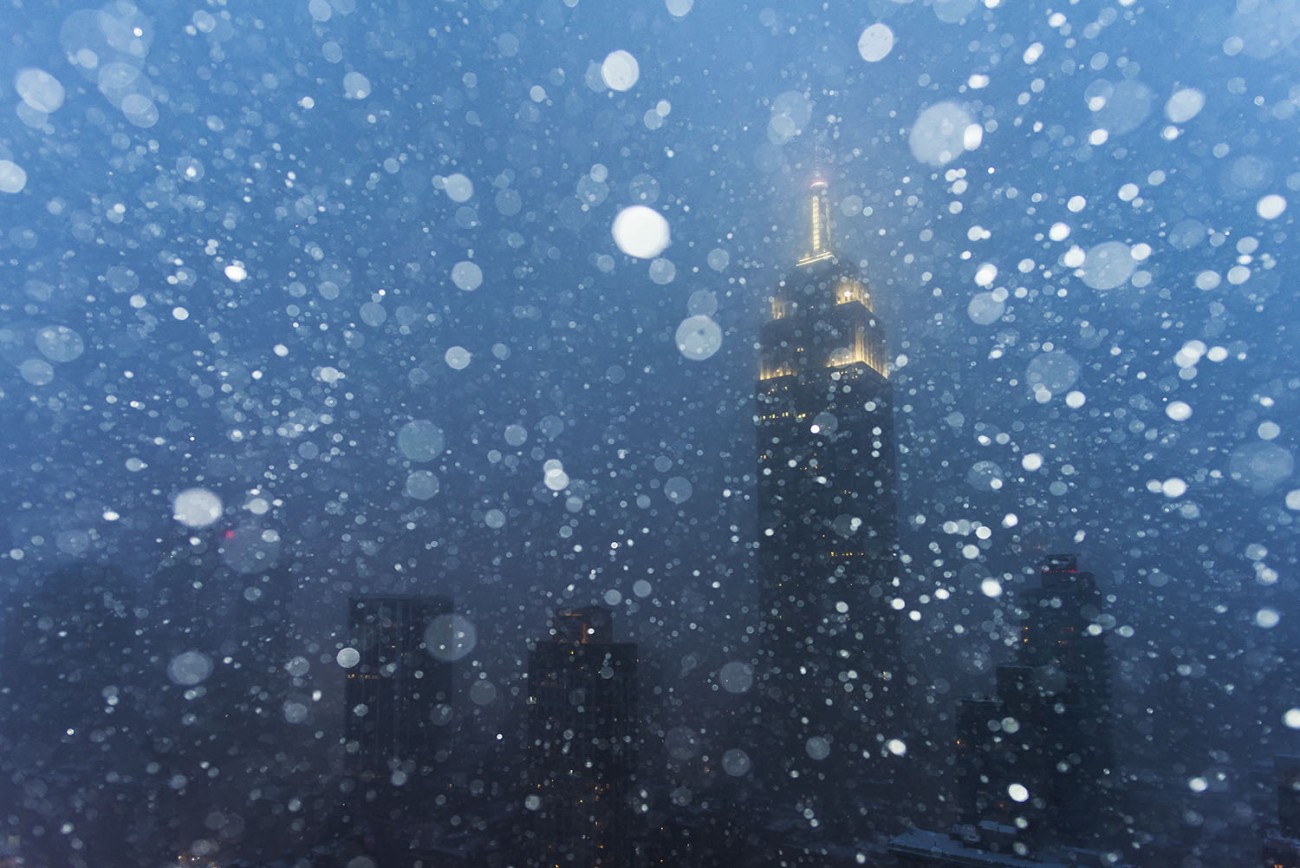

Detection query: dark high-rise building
(1263, 755), (1300, 867)
(343, 595), (454, 785)
(526, 606), (638, 867)
(890, 555), (1124, 866)
(753, 177), (905, 817)
(952, 555), (1116, 854)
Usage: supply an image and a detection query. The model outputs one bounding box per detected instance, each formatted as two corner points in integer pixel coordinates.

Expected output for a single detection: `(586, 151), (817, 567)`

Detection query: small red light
(224, 529), (235, 539)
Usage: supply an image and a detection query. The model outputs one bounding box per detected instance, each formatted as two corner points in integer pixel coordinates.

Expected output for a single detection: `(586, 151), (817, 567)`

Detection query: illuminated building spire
(797, 175), (834, 267)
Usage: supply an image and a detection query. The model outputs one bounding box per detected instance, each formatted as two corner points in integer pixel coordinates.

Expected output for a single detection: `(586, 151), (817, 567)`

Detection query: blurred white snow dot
(805, 736), (831, 761)
(675, 315), (722, 361)
(1065, 390), (1086, 409)
(967, 292), (1004, 325)
(1026, 351), (1080, 397)
(909, 102), (980, 166)
(173, 488), (223, 528)
(224, 263), (247, 282)
(1008, 783), (1030, 803)
(718, 661), (754, 694)
(1077, 241), (1137, 290)
(35, 326), (84, 362)
(980, 577), (1003, 598)
(343, 71), (371, 99)
(1161, 478), (1187, 498)
(397, 420), (445, 462)
(16, 69), (65, 113)
(1285, 708), (1300, 729)
(1164, 88), (1205, 123)
(167, 651), (213, 686)
(612, 205), (670, 258)
(443, 173), (474, 202)
(485, 508), (506, 528)
(857, 24), (895, 62)
(886, 738), (907, 757)
(601, 50), (640, 91)
(633, 579), (653, 598)
(707, 248), (730, 271)
(1022, 453), (1043, 472)
(336, 647), (361, 669)
(283, 701), (309, 724)
(666, 0), (693, 15)
(544, 459), (570, 491)
(687, 289), (718, 316)
(1166, 401), (1193, 421)
(346, 857), (377, 868)
(404, 470), (440, 500)
(425, 614), (478, 662)
(451, 260), (483, 291)
(445, 346), (472, 369)
(1257, 194), (1287, 220)
(524, 794), (541, 811)
(505, 424), (528, 446)
(722, 748), (752, 776)
(1229, 442), (1294, 491)
(664, 476), (694, 504)
(0, 160), (28, 194)
(284, 656), (310, 677)
(932, 0), (979, 22)
(469, 680), (497, 706)
(1256, 608), (1280, 629)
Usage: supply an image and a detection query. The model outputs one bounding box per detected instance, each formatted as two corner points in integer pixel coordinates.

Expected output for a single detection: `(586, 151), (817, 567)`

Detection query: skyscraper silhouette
(343, 595), (454, 786)
(526, 606), (639, 866)
(753, 177), (906, 828)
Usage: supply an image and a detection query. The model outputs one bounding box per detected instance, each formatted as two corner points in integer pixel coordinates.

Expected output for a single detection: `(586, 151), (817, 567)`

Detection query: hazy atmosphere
(1, 0), (1297, 865)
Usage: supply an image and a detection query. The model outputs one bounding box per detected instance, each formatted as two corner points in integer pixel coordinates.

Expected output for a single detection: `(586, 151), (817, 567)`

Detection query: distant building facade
(344, 595), (454, 785)
(526, 606), (638, 866)
(907, 554), (1118, 863)
(752, 177), (906, 823)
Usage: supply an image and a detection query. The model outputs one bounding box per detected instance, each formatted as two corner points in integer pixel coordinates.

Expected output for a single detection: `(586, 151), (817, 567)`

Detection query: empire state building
(754, 177), (905, 822)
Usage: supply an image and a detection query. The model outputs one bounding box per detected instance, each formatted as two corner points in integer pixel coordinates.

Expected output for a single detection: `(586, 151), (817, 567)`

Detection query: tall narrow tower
(526, 606), (639, 866)
(754, 177), (905, 823)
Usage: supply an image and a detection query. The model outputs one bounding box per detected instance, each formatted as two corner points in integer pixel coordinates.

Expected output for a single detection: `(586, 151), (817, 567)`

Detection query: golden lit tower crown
(796, 176), (835, 267)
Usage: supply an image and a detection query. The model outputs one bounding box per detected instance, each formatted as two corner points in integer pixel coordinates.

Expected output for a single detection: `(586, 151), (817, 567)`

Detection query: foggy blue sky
(1, 0), (1297, 857)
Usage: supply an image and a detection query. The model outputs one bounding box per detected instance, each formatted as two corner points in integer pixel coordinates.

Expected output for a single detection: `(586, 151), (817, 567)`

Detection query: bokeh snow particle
(15, 69), (65, 113)
(1257, 194), (1287, 220)
(1165, 88), (1205, 123)
(425, 614), (478, 662)
(451, 260), (483, 291)
(397, 420), (446, 462)
(0, 161), (28, 194)
(722, 748), (752, 776)
(336, 647), (361, 669)
(173, 488), (223, 528)
(224, 263), (248, 282)
(601, 50), (639, 91)
(857, 24), (895, 62)
(718, 661), (754, 694)
(167, 651), (213, 686)
(675, 315), (722, 361)
(664, 476), (694, 504)
(35, 326), (85, 362)
(404, 470), (440, 500)
(612, 205), (671, 258)
(909, 102), (980, 166)
(1077, 241), (1137, 290)
(443, 173), (474, 202)
(343, 71), (371, 99)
